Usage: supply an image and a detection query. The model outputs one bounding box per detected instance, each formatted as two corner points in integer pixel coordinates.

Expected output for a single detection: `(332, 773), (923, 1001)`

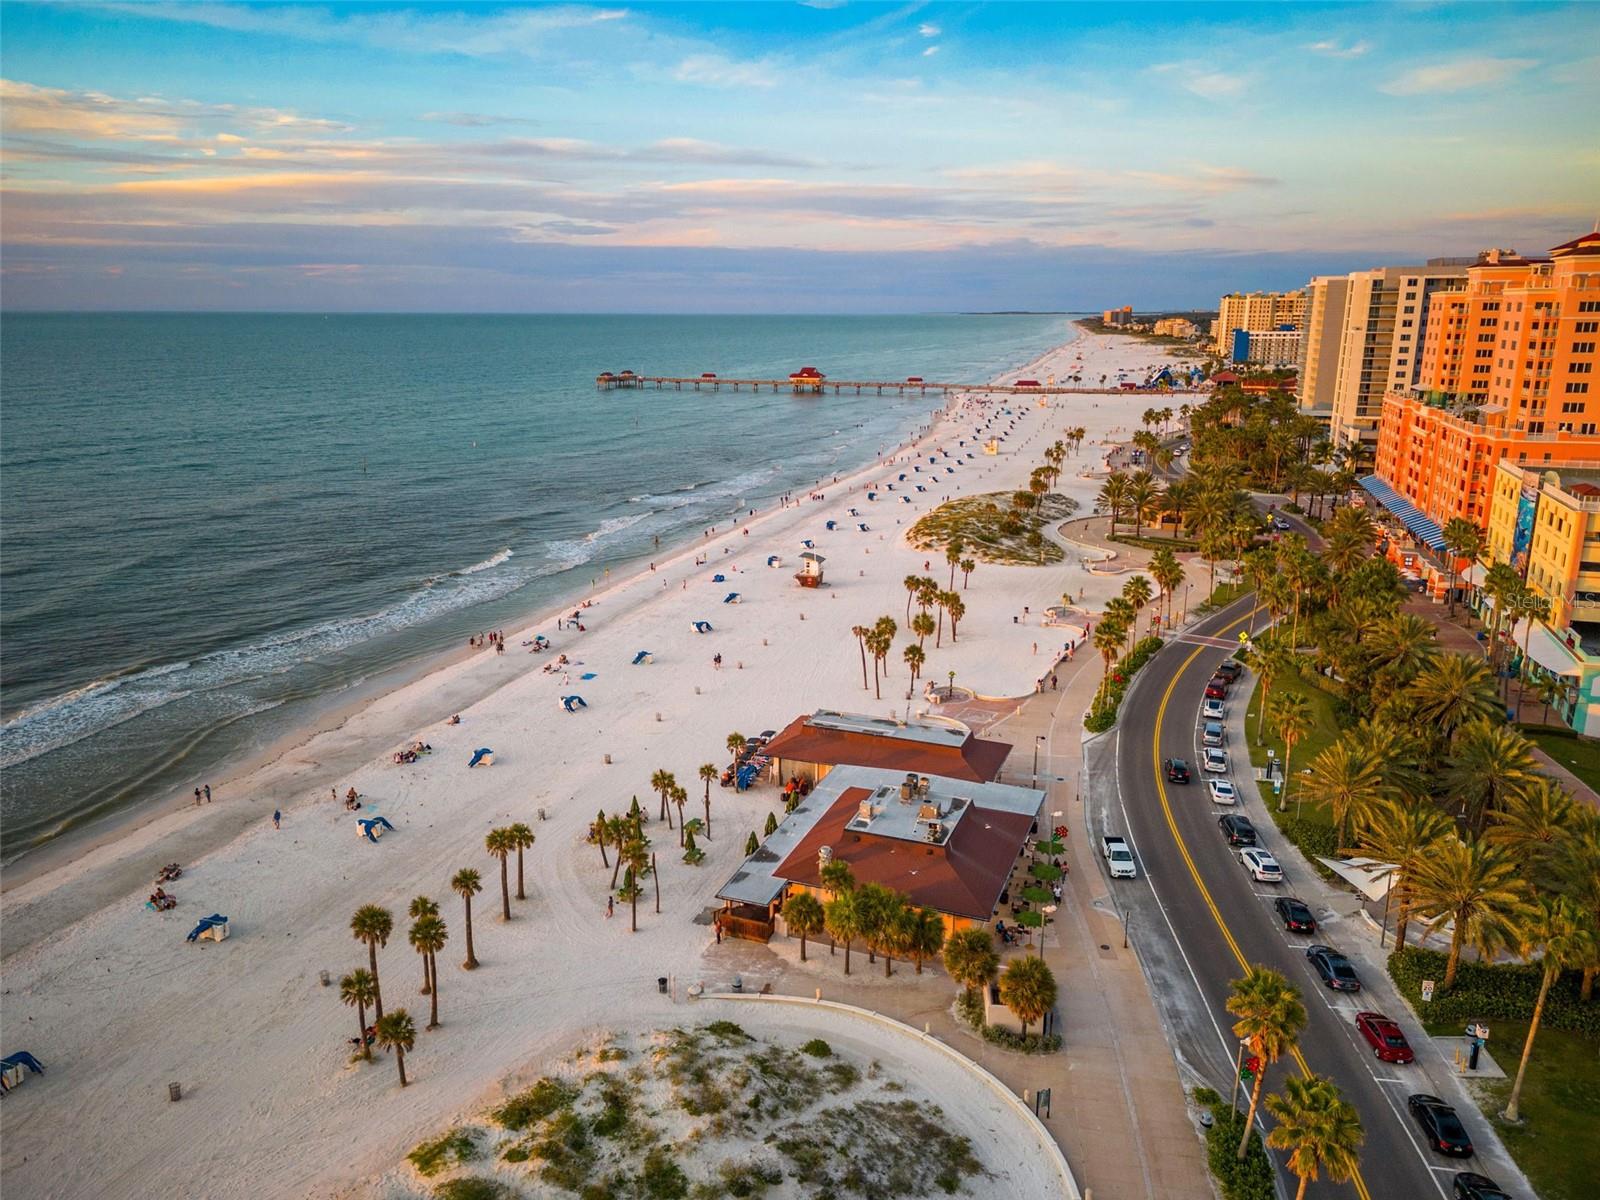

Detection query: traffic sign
(1421, 979), (1435, 1002)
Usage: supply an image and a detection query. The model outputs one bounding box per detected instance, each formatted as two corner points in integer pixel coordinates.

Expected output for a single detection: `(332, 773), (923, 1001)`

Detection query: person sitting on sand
(346, 787), (359, 803)
(448, 714), (461, 725)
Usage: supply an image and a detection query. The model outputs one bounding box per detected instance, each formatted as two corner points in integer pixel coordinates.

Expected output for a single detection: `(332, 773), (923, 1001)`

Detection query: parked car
(1164, 757), (1191, 784)
(1273, 896), (1317, 933)
(1452, 1173), (1511, 1200)
(1203, 747), (1228, 773)
(1239, 847), (1283, 882)
(1355, 1011), (1415, 1064)
(1201, 696), (1226, 720)
(1204, 678), (1227, 700)
(1216, 659), (1244, 682)
(1207, 778), (1238, 805)
(1218, 814), (1257, 846)
(1202, 721), (1226, 747)
(1306, 944), (1362, 991)
(1408, 1094), (1474, 1157)
(1270, 515), (1292, 531)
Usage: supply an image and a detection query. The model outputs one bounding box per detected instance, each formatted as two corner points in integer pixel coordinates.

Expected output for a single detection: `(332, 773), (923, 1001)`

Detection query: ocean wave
(457, 548), (513, 575)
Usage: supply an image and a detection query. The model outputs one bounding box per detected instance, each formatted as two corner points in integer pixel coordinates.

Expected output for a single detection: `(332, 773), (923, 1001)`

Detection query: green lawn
(1448, 1020), (1600, 1200)
(1198, 580), (1248, 611)
(1519, 725), (1600, 796)
(1243, 670), (1343, 858)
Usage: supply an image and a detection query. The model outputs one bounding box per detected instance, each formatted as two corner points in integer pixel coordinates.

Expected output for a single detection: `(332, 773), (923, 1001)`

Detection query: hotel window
(1585, 423), (1598, 435)
(1580, 301), (1600, 313)
(1575, 364), (1594, 374)
(1577, 322), (1599, 333)
(1564, 382), (1588, 394)
(1574, 343), (1596, 354)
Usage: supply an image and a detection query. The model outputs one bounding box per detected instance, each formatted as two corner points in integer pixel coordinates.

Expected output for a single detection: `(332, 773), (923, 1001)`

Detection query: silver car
(1202, 721), (1225, 747)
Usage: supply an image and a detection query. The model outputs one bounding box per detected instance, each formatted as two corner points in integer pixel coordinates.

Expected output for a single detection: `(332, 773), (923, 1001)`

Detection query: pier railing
(596, 374), (1200, 396)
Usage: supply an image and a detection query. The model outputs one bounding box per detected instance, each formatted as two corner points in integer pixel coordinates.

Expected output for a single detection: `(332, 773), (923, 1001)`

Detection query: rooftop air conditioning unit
(925, 822), (943, 842)
(856, 800), (876, 823)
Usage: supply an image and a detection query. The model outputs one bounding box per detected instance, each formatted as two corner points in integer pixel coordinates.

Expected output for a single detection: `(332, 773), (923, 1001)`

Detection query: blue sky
(1, 1), (1595, 311)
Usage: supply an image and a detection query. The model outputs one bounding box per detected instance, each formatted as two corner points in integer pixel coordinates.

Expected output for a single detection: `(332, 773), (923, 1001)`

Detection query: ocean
(0, 313), (1076, 858)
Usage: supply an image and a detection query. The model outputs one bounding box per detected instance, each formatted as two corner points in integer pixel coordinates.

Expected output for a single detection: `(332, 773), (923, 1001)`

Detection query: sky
(1, 1), (1596, 312)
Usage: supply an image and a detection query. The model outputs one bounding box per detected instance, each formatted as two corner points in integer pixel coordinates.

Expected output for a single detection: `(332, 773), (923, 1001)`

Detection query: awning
(1461, 562), (1486, 588)
(1359, 475), (1446, 553)
(1316, 857), (1394, 901)
(1508, 617), (1587, 677)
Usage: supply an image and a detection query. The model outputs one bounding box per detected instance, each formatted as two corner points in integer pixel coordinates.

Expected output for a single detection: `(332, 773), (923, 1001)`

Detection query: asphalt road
(1095, 593), (1526, 1200)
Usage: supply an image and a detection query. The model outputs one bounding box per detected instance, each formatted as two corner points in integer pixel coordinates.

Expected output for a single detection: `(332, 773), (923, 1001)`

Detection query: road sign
(1421, 979), (1435, 1002)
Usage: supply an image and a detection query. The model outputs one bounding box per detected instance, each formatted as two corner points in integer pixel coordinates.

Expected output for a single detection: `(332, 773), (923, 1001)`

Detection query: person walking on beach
(194, 787), (202, 807)
(273, 809), (281, 829)
(606, 894), (614, 919)
(204, 784), (211, 803)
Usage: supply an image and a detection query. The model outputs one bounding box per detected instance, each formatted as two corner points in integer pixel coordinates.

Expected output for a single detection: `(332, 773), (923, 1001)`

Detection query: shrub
(493, 1077), (577, 1130)
(1192, 1087), (1274, 1200)
(1388, 946), (1600, 1038)
(1085, 636), (1164, 732)
(979, 1025), (1062, 1054)
(704, 1020), (750, 1042)
(640, 1147), (691, 1200)
(408, 1129), (480, 1177)
(433, 1180), (512, 1200)
(1275, 817), (1337, 863)
(954, 989), (985, 1029)
(799, 1038), (833, 1058)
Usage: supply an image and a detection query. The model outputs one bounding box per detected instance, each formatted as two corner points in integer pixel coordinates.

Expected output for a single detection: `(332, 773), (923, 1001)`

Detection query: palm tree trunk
(356, 1000), (370, 1061)
(873, 657), (881, 700)
(1581, 965), (1595, 1002)
(630, 888), (638, 933)
(677, 802), (686, 846)
(516, 849), (526, 900)
(428, 953), (440, 1030)
(799, 933), (808, 963)
(1237, 1071), (1265, 1159)
(463, 897), (478, 969)
(1503, 965), (1554, 1121)
(499, 857), (511, 920)
(1256, 679), (1271, 744)
(914, 953), (923, 975)
(843, 940), (852, 975)
(858, 636), (868, 689)
(1294, 1174), (1310, 1200)
(395, 1046), (408, 1088)
(420, 950), (431, 994)
(704, 791), (712, 836)
(884, 950), (892, 978)
(610, 848), (623, 889)
(1445, 921), (1465, 988)
(368, 942), (385, 1023)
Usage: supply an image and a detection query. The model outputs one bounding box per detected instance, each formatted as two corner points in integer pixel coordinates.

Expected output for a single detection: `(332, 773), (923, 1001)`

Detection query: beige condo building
(1297, 275), (1350, 419)
(1214, 290), (1307, 355)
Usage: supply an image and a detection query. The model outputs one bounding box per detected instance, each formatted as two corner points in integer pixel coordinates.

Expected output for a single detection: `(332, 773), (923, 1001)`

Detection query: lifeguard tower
(795, 551), (826, 588)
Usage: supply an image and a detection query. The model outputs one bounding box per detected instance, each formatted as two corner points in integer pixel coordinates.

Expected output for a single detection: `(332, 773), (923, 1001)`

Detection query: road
(1088, 592), (1527, 1200)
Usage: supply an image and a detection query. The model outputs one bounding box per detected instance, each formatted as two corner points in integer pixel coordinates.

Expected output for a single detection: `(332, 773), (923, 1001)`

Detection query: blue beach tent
(857, 523), (869, 532)
(766, 555), (781, 567)
(692, 620), (713, 634)
(2, 1052), (44, 1076)
(712, 573), (727, 583)
(632, 650), (654, 665)
(561, 695), (588, 713)
(468, 747), (495, 768)
(825, 521), (837, 531)
(358, 816), (396, 842)
(723, 592), (741, 604)
(866, 492), (876, 500)
(801, 539), (815, 549)
(186, 914), (229, 943)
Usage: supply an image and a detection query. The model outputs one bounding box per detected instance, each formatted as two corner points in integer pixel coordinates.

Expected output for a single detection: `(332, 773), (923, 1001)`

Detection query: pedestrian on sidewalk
(273, 810), (281, 829)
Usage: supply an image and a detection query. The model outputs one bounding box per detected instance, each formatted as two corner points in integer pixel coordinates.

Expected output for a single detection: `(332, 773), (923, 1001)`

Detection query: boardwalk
(596, 372), (1200, 396)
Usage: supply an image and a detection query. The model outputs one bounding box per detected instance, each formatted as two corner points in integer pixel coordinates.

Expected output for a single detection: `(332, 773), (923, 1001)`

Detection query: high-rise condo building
(1213, 290), (1306, 356)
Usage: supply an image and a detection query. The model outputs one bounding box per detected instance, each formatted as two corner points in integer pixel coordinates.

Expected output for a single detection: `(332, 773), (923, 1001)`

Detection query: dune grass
(907, 492), (1076, 566)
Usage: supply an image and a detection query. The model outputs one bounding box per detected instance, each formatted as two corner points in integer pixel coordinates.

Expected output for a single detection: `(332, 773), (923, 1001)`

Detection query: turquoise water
(0, 313), (1075, 855)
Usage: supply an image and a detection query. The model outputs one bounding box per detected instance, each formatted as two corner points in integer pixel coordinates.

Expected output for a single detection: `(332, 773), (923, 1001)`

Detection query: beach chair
(723, 592), (741, 604)
(632, 650), (654, 665)
(692, 620), (713, 634)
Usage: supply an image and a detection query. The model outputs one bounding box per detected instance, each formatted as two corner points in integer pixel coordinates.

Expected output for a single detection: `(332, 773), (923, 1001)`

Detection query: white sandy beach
(0, 330), (1191, 1199)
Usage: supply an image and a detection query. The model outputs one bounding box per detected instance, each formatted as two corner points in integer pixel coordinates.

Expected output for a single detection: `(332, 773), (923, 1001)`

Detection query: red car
(1204, 678), (1227, 700)
(1356, 1011), (1414, 1064)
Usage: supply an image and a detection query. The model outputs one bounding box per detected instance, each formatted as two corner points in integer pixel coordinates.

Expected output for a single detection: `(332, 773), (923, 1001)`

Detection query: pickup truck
(1102, 835), (1137, 879)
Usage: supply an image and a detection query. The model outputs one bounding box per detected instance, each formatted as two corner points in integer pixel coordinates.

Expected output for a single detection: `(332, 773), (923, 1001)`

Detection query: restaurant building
(761, 709), (1012, 786)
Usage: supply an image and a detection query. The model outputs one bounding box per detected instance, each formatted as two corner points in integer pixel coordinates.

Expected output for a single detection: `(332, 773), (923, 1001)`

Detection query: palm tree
(824, 888), (862, 975)
(960, 558), (976, 589)
(374, 1009), (416, 1088)
(1555, 812), (1600, 1000)
(1508, 585), (1550, 713)
(507, 822), (536, 901)
(1149, 547), (1184, 627)
(1483, 561), (1523, 683)
(672, 784), (689, 845)
(904, 907), (946, 974)
(904, 573), (922, 623)
(726, 731), (747, 775)
(944, 594), (966, 643)
(1266, 1075), (1364, 1200)
(1502, 895), (1596, 1122)
(852, 881), (893, 966)
(485, 827), (514, 921)
(1271, 693), (1313, 812)
(1534, 673), (1567, 724)
(650, 768), (677, 825)
(1241, 639), (1297, 745)
(698, 763), (717, 835)
(1407, 654), (1501, 748)
(998, 954), (1057, 1037)
(605, 813), (629, 888)
(1408, 835), (1523, 988)
(943, 927), (999, 1010)
(851, 624), (871, 688)
(865, 626), (890, 699)
(350, 904), (394, 1023)
(408, 895), (439, 992)
(1356, 798), (1453, 949)
(588, 810), (610, 870)
(1226, 966), (1307, 1160)
(1444, 721), (1537, 833)
(1125, 471), (1160, 538)
(903, 642), (926, 688)
(1441, 517), (1484, 617)
(450, 868), (482, 969)
(783, 891), (825, 961)
(409, 914), (447, 1030)
(819, 857), (856, 899)
(1488, 776), (1577, 890)
(618, 865), (644, 933)
(1301, 738), (1388, 852)
(340, 968), (377, 1061)
(1098, 472), (1130, 535)
(911, 611), (935, 648)
(1367, 613), (1438, 700)
(1093, 619), (1126, 703)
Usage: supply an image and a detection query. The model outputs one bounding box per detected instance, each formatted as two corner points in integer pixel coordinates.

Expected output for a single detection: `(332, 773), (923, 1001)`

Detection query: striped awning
(1359, 475), (1446, 553)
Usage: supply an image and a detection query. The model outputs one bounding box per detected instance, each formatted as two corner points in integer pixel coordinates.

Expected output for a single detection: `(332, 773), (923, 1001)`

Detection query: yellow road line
(1148, 609), (1373, 1200)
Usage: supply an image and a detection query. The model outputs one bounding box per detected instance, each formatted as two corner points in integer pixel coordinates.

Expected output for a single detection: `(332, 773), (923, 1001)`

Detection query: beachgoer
(204, 784), (211, 803)
(273, 810), (281, 829)
(606, 895), (614, 918)
(332, 787), (339, 803)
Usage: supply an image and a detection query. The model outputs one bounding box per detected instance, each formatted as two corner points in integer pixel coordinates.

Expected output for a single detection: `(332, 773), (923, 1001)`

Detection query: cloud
(672, 54), (779, 88)
(1305, 39), (1370, 59)
(0, 78), (349, 139)
(918, 23), (940, 38)
(1380, 56), (1536, 95)
(923, 46), (939, 58)
(640, 138), (817, 167)
(419, 111), (540, 128)
(1149, 63), (1248, 100)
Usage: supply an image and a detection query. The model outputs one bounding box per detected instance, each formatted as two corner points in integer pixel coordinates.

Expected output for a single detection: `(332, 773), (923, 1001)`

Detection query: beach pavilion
(714, 764), (1045, 943)
(760, 709), (1012, 787)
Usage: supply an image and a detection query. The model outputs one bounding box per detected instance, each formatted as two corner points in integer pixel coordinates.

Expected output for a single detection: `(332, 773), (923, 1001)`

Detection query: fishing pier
(595, 367), (1198, 396)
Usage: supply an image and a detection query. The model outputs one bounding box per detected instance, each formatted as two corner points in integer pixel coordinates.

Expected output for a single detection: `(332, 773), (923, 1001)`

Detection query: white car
(1240, 847), (1283, 883)
(1202, 697), (1226, 721)
(1203, 747), (1228, 773)
(1208, 778), (1238, 805)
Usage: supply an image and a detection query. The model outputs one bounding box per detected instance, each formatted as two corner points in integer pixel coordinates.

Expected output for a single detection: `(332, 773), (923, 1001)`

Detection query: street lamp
(1033, 734), (1047, 783)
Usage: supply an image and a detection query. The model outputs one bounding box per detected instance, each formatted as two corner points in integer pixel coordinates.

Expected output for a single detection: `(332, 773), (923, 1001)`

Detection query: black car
(1218, 814), (1257, 846)
(1453, 1172), (1511, 1200)
(1274, 897), (1317, 933)
(1164, 757), (1191, 784)
(1216, 659), (1244, 682)
(1408, 1094), (1474, 1157)
(1306, 944), (1362, 991)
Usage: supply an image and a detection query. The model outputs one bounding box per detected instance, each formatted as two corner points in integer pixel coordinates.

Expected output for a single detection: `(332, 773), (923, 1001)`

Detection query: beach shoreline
(0, 327), (1193, 1200)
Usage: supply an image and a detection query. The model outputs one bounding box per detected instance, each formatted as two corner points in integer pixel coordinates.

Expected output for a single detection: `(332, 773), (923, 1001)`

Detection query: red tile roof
(773, 787), (1035, 920)
(763, 714), (1012, 782)
(1550, 231), (1600, 255)
(1569, 482), (1600, 498)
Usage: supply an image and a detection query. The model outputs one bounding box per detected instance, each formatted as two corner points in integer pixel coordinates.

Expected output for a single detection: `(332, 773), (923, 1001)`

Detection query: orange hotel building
(1371, 232), (1600, 535)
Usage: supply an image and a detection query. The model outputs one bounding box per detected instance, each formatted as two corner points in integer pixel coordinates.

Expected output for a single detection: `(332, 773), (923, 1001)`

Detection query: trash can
(657, 977), (668, 994)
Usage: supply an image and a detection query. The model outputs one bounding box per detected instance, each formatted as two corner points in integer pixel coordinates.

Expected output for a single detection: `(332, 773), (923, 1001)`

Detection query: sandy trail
(0, 331), (1187, 1199)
